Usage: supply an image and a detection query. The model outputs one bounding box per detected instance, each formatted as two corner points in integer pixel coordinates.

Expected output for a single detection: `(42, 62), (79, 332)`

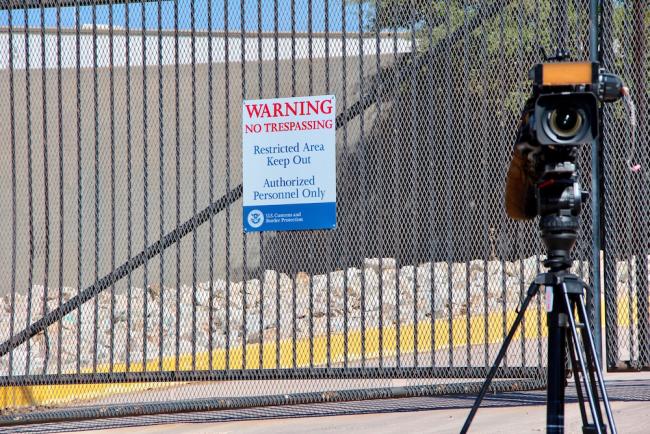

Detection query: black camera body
(528, 61), (623, 146)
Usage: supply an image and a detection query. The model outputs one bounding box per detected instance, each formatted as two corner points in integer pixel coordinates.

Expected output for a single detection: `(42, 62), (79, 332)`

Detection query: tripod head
(535, 147), (587, 271)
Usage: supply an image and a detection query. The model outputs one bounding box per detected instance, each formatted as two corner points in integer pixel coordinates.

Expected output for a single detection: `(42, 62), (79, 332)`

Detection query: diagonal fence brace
(0, 186), (242, 359)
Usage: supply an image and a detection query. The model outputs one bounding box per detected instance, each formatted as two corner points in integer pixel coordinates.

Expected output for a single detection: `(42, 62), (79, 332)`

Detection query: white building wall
(0, 29), (415, 70)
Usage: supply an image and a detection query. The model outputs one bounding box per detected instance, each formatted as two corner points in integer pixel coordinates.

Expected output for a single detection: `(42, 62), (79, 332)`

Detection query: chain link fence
(0, 0), (641, 423)
(601, 0), (649, 372)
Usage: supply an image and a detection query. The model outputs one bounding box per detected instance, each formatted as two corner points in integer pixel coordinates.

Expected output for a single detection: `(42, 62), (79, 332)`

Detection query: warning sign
(242, 95), (336, 232)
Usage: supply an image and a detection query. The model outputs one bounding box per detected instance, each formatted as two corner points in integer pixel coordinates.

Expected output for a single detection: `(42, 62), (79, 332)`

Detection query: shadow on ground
(3, 379), (649, 434)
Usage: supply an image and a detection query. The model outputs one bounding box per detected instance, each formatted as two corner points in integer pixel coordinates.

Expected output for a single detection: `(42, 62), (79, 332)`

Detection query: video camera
(465, 52), (627, 434)
(505, 52), (625, 223)
(527, 54), (623, 146)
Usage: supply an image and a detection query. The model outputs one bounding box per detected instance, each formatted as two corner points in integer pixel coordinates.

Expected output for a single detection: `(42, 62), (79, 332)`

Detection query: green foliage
(355, 0), (647, 125)
(356, 0), (646, 64)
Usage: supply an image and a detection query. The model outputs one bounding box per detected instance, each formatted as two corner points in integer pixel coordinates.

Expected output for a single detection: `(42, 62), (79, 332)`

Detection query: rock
(381, 282), (398, 306)
(399, 303), (415, 322)
(113, 308), (128, 323)
(365, 292), (380, 312)
(416, 298), (432, 318)
(312, 274), (328, 294)
(328, 291), (345, 316)
(278, 309), (294, 330)
(569, 261), (585, 278)
(364, 268), (380, 293)
(379, 281), (397, 310)
(347, 296), (361, 311)
(296, 305), (309, 319)
(228, 282), (244, 309)
(432, 261), (449, 291)
(244, 279), (261, 309)
(279, 273), (293, 295)
(295, 272), (310, 299)
(30, 285), (45, 304)
(210, 280), (230, 309)
(416, 263), (432, 287)
(416, 264), (446, 313)
(195, 281), (210, 292)
(399, 266), (415, 302)
(523, 256), (538, 275)
(195, 289), (211, 306)
(262, 270), (278, 293)
(400, 265), (415, 280)
(246, 330), (261, 344)
(469, 260), (484, 276)
(177, 285), (192, 306)
(381, 302), (396, 320)
(48, 286), (76, 303)
(346, 268), (362, 298)
(263, 327), (276, 342)
(208, 279), (228, 298)
(382, 268), (397, 294)
(503, 261), (518, 277)
(616, 261), (628, 283)
(313, 301), (328, 318)
(1, 295), (11, 314)
(363, 257), (397, 272)
(131, 292), (156, 318)
(147, 283), (162, 299)
(329, 270), (345, 297)
(7, 255), (557, 375)
(243, 313), (262, 335)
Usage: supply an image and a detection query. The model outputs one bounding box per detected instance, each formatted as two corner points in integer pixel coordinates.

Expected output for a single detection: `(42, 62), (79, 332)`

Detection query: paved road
(66, 400), (648, 434)
(48, 373), (649, 434)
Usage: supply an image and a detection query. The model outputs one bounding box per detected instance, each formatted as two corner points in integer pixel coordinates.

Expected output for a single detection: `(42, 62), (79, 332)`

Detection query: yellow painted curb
(0, 307), (544, 410)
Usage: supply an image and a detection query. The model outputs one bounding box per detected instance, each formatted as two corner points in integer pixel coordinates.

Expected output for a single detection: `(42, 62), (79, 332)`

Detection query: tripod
(461, 153), (617, 434)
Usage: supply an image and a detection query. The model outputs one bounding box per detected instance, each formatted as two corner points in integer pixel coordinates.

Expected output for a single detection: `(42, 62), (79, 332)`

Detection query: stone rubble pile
(0, 256), (592, 376)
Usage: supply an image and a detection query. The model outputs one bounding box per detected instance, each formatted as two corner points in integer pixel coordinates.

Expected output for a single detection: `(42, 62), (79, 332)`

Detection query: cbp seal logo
(247, 209), (264, 228)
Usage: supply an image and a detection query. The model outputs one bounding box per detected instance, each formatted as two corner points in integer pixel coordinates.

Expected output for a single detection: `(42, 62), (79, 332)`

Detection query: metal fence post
(590, 0), (603, 363)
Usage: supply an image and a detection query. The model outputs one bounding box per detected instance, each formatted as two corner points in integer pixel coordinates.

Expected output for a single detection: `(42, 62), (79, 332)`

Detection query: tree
(262, 0), (646, 273)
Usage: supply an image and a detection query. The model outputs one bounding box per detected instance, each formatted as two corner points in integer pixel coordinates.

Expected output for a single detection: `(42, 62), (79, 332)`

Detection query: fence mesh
(601, 0), (649, 371)
(0, 0), (639, 420)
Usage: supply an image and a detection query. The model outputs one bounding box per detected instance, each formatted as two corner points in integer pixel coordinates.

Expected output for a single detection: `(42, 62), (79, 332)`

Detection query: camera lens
(548, 108), (583, 138)
(534, 92), (597, 145)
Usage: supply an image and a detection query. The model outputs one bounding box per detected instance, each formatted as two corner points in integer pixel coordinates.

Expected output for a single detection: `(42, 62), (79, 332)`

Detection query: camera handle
(540, 47), (572, 62)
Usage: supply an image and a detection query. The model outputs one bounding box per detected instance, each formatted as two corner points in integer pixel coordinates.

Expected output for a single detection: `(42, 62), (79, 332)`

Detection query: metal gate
(0, 0), (640, 422)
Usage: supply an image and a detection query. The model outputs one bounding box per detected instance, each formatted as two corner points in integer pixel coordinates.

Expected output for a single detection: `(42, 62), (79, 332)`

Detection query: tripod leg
(547, 284), (567, 434)
(567, 330), (590, 427)
(562, 290), (603, 434)
(575, 292), (618, 434)
(576, 301), (606, 430)
(460, 282), (540, 434)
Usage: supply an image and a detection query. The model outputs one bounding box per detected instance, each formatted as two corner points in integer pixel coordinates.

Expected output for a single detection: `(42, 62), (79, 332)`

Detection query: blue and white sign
(242, 94), (336, 232)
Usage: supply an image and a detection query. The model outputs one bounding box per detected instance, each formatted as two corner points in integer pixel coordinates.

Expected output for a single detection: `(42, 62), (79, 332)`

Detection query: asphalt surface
(2, 373), (648, 434)
(75, 401), (647, 434)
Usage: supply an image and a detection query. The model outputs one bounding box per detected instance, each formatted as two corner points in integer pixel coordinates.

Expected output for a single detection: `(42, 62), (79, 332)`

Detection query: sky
(0, 0), (369, 33)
